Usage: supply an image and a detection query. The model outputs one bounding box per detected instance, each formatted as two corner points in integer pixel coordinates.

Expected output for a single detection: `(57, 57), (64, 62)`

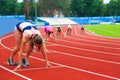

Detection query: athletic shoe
(22, 58), (30, 67)
(25, 58), (30, 66)
(7, 58), (18, 66)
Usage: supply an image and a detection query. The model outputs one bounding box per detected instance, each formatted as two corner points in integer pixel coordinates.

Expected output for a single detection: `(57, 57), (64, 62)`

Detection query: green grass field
(85, 24), (120, 38)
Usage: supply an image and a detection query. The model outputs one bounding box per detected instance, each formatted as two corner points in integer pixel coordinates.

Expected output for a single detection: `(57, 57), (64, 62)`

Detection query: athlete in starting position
(44, 25), (55, 41)
(7, 21), (51, 71)
(67, 25), (72, 36)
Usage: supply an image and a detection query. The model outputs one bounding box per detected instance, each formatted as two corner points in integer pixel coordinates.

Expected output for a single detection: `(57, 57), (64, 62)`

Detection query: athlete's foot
(25, 58), (30, 66)
(7, 58), (18, 66)
(22, 58), (27, 67)
(22, 58), (30, 67)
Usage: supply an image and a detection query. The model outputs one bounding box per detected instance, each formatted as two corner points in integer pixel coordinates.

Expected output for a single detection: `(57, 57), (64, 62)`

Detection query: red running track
(0, 25), (120, 80)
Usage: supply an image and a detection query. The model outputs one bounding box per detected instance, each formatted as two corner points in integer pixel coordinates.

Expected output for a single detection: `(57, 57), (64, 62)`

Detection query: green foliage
(0, 0), (23, 15)
(38, 0), (70, 17)
(69, 0), (120, 17)
(0, 0), (120, 17)
(69, 0), (104, 17)
(105, 0), (118, 16)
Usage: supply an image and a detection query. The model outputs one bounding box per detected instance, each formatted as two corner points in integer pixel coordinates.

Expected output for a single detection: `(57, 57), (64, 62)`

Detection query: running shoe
(22, 58), (30, 67)
(7, 58), (18, 66)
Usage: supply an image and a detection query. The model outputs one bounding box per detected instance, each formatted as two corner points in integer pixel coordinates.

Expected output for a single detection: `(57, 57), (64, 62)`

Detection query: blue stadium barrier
(0, 16), (120, 37)
(0, 15), (25, 37)
(68, 16), (120, 25)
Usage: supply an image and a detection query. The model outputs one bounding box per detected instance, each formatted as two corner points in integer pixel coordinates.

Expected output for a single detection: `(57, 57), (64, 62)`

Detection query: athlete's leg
(45, 32), (50, 41)
(67, 28), (71, 36)
(24, 43), (33, 66)
(10, 27), (22, 58)
(69, 28), (72, 36)
(7, 27), (22, 65)
(67, 28), (69, 36)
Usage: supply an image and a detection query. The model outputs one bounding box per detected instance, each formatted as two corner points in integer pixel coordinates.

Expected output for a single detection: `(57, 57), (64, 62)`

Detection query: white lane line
(1, 33), (120, 80)
(48, 41), (120, 57)
(17, 66), (63, 71)
(64, 26), (120, 45)
(68, 35), (120, 46)
(1, 34), (120, 64)
(51, 35), (120, 57)
(47, 38), (120, 65)
(80, 31), (120, 43)
(29, 55), (120, 80)
(71, 25), (120, 43)
(0, 65), (32, 80)
(0, 34), (13, 51)
(57, 36), (119, 49)
(47, 48), (120, 65)
(0, 34), (32, 80)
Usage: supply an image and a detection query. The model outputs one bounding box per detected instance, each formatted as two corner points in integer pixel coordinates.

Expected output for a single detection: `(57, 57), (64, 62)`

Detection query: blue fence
(0, 15), (25, 37)
(69, 16), (120, 24)
(0, 16), (120, 37)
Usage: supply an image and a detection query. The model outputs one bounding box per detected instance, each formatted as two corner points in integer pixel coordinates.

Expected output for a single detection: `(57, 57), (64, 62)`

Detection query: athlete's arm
(14, 34), (30, 71)
(40, 43), (51, 67)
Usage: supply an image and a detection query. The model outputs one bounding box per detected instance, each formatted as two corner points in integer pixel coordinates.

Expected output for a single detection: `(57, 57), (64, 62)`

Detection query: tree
(69, 0), (84, 16)
(0, 0), (23, 15)
(105, 0), (118, 16)
(24, 0), (30, 19)
(0, 0), (120, 17)
(69, 0), (104, 17)
(116, 0), (120, 15)
(38, 0), (70, 17)
(92, 0), (103, 16)
(29, 0), (35, 19)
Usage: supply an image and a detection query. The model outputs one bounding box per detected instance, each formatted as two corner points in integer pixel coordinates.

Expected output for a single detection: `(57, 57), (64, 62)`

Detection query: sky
(103, 0), (110, 4)
(18, 0), (23, 2)
(17, 0), (38, 2)
(18, 0), (110, 3)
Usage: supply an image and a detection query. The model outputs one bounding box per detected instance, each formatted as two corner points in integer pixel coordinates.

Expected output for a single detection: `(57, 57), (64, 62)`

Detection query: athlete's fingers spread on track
(46, 63), (52, 68)
(46, 49), (49, 52)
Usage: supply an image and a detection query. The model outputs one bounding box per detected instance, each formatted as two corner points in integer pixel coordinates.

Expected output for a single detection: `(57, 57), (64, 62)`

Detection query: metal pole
(35, 4), (37, 17)
(34, 0), (38, 17)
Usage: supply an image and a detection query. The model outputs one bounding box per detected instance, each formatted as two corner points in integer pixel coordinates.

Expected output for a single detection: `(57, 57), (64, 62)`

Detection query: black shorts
(81, 27), (84, 30)
(47, 31), (52, 35)
(16, 22), (22, 32)
(57, 27), (61, 32)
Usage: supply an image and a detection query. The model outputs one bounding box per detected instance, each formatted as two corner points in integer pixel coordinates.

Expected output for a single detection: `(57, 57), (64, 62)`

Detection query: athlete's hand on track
(13, 64), (21, 71)
(46, 62), (52, 68)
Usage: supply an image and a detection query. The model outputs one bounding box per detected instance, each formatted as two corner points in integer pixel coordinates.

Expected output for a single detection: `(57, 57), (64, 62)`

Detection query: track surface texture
(0, 25), (120, 80)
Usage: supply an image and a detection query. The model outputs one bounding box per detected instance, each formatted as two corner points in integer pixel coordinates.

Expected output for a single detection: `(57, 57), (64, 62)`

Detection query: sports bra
(16, 22), (37, 33)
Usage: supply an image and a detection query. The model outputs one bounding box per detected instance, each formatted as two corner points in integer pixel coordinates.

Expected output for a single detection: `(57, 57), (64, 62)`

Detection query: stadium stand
(36, 17), (78, 26)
